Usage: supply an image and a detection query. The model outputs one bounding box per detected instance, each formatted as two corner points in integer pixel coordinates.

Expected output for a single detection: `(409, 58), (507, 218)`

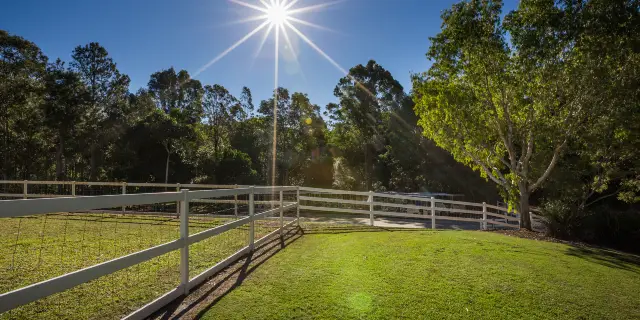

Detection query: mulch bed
(488, 229), (588, 247)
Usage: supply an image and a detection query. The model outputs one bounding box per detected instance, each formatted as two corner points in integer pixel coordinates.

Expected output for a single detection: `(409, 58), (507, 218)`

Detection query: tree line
(0, 29), (496, 201)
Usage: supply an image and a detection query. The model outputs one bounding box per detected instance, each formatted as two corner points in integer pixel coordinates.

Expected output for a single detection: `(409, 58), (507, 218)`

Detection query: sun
(266, 2), (289, 26)
(193, 0), (350, 188)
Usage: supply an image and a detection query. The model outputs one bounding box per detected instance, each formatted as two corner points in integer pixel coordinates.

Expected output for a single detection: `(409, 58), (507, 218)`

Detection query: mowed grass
(202, 230), (640, 320)
(0, 212), (279, 320)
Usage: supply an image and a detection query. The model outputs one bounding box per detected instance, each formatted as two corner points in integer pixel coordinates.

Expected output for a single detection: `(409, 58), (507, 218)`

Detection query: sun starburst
(193, 0), (347, 188)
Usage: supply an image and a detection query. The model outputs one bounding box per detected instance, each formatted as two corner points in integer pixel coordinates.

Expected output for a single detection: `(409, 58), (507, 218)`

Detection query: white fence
(298, 187), (519, 229)
(0, 184), (299, 319)
(0, 180), (518, 319)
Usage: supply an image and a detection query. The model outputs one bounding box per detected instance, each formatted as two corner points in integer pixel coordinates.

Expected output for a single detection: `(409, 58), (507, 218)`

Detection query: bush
(541, 200), (640, 253)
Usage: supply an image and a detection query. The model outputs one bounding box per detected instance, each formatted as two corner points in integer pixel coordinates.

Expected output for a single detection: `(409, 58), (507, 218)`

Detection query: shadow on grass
(151, 226), (304, 320)
(565, 246), (640, 275)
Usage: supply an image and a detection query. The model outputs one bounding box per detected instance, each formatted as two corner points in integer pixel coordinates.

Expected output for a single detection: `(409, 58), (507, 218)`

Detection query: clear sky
(1, 0), (518, 109)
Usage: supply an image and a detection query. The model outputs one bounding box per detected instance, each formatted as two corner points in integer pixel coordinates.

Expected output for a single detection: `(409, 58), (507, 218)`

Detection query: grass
(0, 212), (279, 320)
(201, 229), (640, 320)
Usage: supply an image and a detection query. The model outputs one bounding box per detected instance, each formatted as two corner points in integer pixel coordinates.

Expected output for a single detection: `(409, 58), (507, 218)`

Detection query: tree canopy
(412, 0), (640, 230)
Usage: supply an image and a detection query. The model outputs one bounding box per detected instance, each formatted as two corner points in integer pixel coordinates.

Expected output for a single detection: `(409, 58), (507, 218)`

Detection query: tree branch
(585, 191), (620, 208)
(529, 138), (567, 192)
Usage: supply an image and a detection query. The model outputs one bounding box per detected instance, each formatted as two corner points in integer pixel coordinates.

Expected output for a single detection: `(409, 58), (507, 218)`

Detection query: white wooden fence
(0, 180), (518, 318)
(0, 185), (299, 319)
(298, 187), (519, 229)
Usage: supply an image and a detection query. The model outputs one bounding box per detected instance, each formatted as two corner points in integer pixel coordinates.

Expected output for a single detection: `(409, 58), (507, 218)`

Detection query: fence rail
(0, 180), (518, 319)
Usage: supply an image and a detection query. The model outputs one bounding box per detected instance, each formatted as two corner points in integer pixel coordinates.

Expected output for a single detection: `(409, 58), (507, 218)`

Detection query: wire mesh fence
(0, 206), (184, 319)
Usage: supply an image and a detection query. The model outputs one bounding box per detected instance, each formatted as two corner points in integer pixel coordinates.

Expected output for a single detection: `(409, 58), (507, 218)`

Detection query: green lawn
(202, 229), (640, 320)
(0, 212), (279, 320)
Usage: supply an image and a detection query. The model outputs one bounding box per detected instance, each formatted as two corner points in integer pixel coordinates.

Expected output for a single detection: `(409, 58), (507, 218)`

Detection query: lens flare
(194, 0), (351, 188)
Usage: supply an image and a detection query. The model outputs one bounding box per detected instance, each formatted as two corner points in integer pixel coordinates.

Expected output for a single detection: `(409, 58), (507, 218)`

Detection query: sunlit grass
(0, 213), (279, 319)
(202, 230), (640, 320)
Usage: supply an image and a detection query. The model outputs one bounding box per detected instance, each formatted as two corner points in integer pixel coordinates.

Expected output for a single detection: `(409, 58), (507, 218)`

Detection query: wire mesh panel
(0, 196), (183, 319)
(187, 191), (250, 279)
(75, 183), (122, 197)
(253, 189), (282, 241)
(0, 182), (23, 200)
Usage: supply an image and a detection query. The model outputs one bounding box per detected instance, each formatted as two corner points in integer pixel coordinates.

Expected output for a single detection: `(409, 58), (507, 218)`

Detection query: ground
(195, 227), (640, 320)
(2, 214), (640, 319)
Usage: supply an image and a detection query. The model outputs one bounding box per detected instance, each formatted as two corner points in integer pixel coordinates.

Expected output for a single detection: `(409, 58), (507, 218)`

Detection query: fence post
(121, 182), (127, 213)
(431, 197), (436, 230)
(279, 189), (284, 237)
(368, 191), (374, 226)
(296, 186), (300, 227)
(248, 186), (255, 251)
(179, 189), (190, 295)
(234, 194), (238, 217)
(233, 184), (239, 217)
(71, 181), (76, 197)
(176, 183), (181, 216)
(482, 202), (487, 230)
(23, 180), (27, 199)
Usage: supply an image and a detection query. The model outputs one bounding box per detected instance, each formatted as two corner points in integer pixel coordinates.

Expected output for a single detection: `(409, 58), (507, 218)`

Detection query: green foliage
(412, 0), (640, 229)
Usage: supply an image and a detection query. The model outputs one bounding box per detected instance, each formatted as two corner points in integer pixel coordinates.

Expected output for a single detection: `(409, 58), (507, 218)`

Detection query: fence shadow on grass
(151, 225), (304, 320)
(565, 246), (640, 275)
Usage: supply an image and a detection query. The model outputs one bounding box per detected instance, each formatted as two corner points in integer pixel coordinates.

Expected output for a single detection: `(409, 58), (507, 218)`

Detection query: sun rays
(193, 0), (348, 188)
(193, 0), (344, 79)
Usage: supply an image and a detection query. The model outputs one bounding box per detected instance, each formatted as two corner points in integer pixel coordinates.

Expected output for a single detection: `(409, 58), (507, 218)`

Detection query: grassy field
(0, 212), (279, 320)
(202, 229), (640, 320)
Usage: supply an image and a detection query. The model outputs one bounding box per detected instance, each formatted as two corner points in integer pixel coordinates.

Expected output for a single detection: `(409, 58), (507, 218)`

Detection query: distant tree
(202, 84), (238, 161)
(0, 30), (48, 179)
(331, 60), (407, 191)
(70, 42), (130, 180)
(43, 59), (87, 180)
(239, 86), (254, 120)
(148, 67), (204, 124)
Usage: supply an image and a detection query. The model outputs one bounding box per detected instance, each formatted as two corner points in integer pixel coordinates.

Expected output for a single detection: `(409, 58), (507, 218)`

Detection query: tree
(146, 68), (203, 183)
(148, 67), (204, 124)
(412, 0), (640, 229)
(43, 59), (87, 180)
(331, 60), (407, 190)
(0, 30), (48, 179)
(70, 42), (130, 180)
(202, 84), (238, 161)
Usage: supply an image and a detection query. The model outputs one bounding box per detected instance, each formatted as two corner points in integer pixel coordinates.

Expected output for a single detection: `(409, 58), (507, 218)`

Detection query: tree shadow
(150, 226), (304, 320)
(565, 246), (640, 275)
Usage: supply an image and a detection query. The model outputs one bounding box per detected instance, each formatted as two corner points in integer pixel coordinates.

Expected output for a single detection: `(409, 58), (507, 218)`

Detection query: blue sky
(1, 0), (518, 109)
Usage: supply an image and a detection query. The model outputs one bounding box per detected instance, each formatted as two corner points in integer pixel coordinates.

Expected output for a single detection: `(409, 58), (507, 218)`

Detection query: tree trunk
(55, 135), (65, 181)
(164, 144), (171, 185)
(89, 144), (97, 181)
(364, 142), (372, 191)
(2, 117), (8, 180)
(518, 187), (532, 230)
